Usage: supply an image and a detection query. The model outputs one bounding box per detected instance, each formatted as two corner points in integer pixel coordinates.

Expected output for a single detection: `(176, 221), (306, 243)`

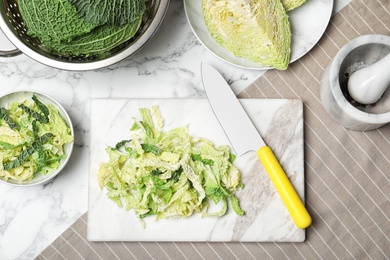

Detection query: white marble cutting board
(88, 99), (305, 242)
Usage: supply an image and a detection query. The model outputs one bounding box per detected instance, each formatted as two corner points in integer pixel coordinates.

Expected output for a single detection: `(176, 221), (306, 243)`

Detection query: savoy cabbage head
(18, 0), (146, 57)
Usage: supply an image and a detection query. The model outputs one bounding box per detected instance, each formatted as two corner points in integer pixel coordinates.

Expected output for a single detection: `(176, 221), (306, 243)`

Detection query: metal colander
(0, 0), (169, 70)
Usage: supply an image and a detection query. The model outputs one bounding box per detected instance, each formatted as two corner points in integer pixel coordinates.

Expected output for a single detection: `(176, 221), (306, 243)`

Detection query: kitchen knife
(201, 63), (312, 229)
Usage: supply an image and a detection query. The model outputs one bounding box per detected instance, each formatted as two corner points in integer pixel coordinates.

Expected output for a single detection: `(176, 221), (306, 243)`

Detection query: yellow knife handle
(257, 146), (312, 229)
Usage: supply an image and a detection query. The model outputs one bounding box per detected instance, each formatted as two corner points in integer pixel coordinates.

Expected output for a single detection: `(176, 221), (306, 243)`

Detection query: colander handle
(0, 48), (22, 57)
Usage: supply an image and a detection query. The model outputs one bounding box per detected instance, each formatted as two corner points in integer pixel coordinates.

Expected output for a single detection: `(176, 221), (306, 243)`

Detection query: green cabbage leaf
(98, 106), (244, 225)
(69, 0), (146, 26)
(202, 0), (291, 70)
(45, 22), (143, 57)
(18, 0), (145, 57)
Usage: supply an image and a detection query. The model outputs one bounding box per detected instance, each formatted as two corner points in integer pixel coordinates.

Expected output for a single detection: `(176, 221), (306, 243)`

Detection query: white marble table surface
(0, 0), (350, 259)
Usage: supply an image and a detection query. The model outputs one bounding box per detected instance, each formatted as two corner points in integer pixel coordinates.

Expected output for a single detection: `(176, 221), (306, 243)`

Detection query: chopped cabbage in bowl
(0, 90), (74, 186)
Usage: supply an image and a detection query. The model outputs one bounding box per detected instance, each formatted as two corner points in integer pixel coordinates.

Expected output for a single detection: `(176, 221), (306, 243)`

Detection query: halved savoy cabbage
(202, 0), (291, 70)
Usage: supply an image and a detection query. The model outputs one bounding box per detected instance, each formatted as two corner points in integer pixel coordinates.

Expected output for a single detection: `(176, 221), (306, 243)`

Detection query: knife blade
(201, 63), (312, 229)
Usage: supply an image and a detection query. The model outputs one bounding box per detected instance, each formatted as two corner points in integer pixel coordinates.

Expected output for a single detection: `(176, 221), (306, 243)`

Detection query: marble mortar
(320, 34), (390, 131)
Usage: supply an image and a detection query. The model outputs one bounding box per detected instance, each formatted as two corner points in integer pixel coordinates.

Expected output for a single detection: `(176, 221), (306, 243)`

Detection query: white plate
(184, 0), (334, 70)
(0, 90), (74, 186)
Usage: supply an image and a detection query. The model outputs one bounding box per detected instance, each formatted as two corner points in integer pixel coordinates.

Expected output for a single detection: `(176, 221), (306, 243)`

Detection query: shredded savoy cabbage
(0, 95), (73, 182)
(98, 106), (244, 225)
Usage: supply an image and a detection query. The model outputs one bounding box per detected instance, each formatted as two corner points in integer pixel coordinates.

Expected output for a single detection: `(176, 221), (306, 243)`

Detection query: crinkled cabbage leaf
(69, 0), (146, 26)
(45, 21), (143, 57)
(18, 0), (145, 56)
(98, 106), (244, 225)
(18, 0), (97, 45)
(202, 0), (291, 70)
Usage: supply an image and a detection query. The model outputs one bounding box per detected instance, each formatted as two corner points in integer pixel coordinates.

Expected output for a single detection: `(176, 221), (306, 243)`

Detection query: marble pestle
(347, 53), (390, 105)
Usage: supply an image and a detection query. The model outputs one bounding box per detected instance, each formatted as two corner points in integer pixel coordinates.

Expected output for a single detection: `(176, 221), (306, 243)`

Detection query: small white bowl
(0, 90), (74, 186)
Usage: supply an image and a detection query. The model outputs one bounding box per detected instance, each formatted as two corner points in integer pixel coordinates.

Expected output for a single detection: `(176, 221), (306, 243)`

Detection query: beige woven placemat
(37, 0), (390, 259)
